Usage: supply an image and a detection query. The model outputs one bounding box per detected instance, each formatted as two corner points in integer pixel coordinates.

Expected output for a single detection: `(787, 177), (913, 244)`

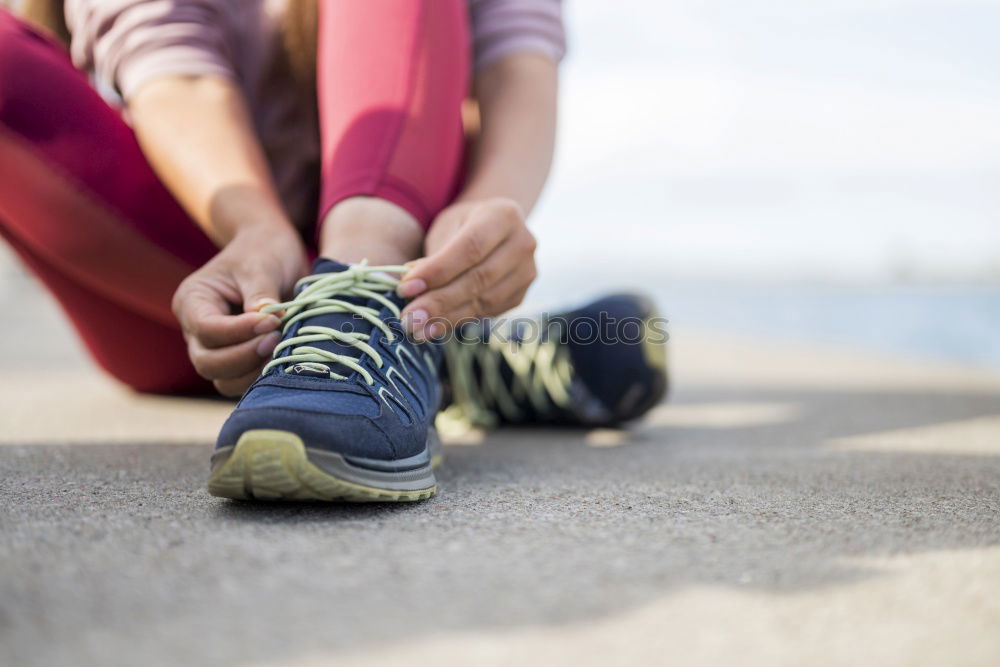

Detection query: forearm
(460, 53), (558, 214)
(129, 75), (292, 246)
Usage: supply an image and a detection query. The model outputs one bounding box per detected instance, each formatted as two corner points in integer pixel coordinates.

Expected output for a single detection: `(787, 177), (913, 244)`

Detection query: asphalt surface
(2, 271), (999, 666)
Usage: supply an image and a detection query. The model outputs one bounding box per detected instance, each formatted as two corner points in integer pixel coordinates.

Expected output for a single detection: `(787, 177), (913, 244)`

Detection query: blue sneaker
(208, 259), (442, 502)
(438, 293), (668, 430)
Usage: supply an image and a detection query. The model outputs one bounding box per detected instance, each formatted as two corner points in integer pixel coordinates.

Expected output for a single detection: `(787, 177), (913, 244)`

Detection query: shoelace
(438, 318), (575, 430)
(261, 262), (408, 385)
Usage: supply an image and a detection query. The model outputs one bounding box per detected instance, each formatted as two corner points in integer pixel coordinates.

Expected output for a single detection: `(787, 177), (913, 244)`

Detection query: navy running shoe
(209, 259), (443, 502)
(438, 293), (668, 430)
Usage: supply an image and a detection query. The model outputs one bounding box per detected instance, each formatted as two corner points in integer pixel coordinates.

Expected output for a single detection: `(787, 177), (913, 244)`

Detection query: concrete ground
(1, 270), (999, 667)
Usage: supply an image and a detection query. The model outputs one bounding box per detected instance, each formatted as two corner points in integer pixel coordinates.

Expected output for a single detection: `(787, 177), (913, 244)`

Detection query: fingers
(403, 234), (537, 338)
(238, 265), (284, 315)
(400, 200), (523, 292)
(213, 364), (266, 398)
(193, 309), (279, 349)
(177, 277), (282, 395)
(174, 280), (281, 349)
(188, 330), (281, 382)
(421, 268), (534, 339)
(169, 229), (307, 396)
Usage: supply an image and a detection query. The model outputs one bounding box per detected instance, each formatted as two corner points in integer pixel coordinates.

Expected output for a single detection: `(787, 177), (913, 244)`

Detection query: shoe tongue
(311, 257), (351, 275)
(284, 258), (386, 377)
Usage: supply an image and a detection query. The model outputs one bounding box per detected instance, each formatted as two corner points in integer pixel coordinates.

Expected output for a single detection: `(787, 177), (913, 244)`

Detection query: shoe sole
(207, 429), (440, 502)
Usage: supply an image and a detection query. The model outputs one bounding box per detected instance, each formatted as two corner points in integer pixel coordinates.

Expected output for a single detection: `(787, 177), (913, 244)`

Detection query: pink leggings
(0, 3), (468, 394)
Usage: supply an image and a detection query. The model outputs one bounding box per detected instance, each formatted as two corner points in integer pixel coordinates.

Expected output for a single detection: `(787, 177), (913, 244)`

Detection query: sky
(530, 0), (1000, 283)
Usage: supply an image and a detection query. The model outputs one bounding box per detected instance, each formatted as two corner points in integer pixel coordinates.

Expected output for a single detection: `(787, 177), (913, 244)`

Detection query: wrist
(210, 186), (295, 246)
(229, 221), (303, 255)
(455, 180), (531, 213)
(425, 201), (473, 252)
(425, 196), (524, 255)
(230, 216), (298, 241)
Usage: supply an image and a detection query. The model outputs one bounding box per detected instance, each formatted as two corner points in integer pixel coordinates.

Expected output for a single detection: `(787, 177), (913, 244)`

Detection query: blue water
(531, 279), (1000, 369)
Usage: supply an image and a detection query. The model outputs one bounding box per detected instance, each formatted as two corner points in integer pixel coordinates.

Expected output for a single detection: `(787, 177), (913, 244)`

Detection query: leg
(1, 230), (211, 394)
(0, 10), (217, 393)
(315, 0), (469, 265)
(210, 1), (470, 499)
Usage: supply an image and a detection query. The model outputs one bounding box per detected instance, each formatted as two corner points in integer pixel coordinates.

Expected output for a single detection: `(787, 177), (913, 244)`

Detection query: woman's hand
(397, 197), (537, 339)
(172, 225), (307, 396)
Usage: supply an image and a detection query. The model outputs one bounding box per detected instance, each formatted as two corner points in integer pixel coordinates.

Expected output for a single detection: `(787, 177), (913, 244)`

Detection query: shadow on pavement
(1, 385), (998, 666)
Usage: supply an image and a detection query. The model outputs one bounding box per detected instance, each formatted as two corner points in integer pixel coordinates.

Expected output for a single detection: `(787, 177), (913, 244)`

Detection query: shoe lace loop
(260, 262), (407, 384)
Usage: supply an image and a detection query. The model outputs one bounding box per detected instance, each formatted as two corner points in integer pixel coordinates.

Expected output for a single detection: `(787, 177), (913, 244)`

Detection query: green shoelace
(438, 318), (575, 431)
(261, 262), (408, 385)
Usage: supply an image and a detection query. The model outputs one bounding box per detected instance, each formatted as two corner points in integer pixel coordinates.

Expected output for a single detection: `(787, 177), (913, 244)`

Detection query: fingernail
(405, 309), (428, 329)
(396, 279), (426, 298)
(254, 298), (278, 312)
(427, 322), (445, 339)
(253, 314), (280, 335)
(256, 332), (281, 357)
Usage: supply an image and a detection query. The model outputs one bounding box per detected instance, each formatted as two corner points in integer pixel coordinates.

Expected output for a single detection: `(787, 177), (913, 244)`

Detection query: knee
(121, 370), (215, 396)
(90, 350), (214, 396)
(0, 10), (70, 134)
(0, 11), (38, 81)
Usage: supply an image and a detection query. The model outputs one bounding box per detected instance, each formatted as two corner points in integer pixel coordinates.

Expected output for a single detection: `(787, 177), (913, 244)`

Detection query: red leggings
(0, 3), (468, 394)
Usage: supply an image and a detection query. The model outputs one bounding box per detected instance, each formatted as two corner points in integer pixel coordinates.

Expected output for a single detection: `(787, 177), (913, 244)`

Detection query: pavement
(1, 269), (999, 667)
